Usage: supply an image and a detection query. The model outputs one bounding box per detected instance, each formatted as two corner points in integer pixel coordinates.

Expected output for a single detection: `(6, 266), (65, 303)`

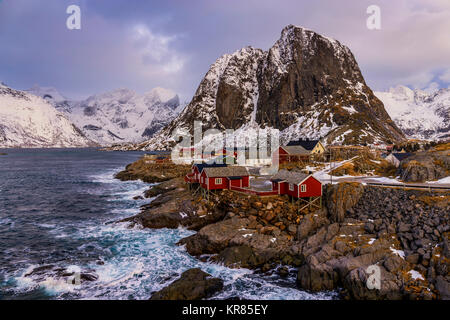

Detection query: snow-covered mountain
(28, 86), (183, 146)
(127, 25), (404, 151)
(375, 86), (450, 141)
(0, 84), (94, 148)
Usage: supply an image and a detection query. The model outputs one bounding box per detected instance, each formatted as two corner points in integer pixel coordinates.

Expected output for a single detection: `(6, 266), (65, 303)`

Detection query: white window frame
(301, 184), (307, 192)
(289, 183), (294, 191)
(215, 178), (222, 185)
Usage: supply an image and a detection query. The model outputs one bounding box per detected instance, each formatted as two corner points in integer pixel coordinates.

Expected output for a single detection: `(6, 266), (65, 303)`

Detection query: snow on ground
(342, 106), (357, 114)
(311, 157), (360, 183)
(427, 176), (450, 184)
(390, 247), (405, 259)
(408, 270), (424, 281)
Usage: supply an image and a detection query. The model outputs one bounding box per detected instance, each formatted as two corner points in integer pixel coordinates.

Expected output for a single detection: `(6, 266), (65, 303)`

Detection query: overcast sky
(0, 0), (449, 100)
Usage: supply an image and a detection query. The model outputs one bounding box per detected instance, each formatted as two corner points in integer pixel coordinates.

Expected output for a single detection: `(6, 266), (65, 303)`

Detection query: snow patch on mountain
(375, 86), (450, 140)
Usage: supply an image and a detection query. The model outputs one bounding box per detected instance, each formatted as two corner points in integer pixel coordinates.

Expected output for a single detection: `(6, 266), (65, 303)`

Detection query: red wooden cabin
(273, 146), (311, 164)
(186, 163), (227, 183)
(199, 166), (249, 191)
(270, 169), (322, 198)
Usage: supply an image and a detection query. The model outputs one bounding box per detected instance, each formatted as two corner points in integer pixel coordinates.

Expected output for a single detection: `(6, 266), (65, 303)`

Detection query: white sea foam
(10, 168), (337, 300)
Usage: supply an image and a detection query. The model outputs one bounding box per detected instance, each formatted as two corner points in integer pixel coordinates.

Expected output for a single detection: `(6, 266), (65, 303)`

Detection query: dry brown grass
(374, 160), (398, 177)
(330, 156), (385, 176)
(433, 142), (450, 152)
(417, 195), (450, 207)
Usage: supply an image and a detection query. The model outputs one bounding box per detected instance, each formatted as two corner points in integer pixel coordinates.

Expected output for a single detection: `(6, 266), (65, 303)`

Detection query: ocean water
(0, 149), (336, 300)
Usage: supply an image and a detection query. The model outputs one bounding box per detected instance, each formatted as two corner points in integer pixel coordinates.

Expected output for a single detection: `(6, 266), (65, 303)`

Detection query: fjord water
(0, 149), (335, 300)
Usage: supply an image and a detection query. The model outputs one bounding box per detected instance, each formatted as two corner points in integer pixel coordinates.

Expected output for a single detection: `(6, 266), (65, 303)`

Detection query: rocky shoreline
(115, 160), (450, 300)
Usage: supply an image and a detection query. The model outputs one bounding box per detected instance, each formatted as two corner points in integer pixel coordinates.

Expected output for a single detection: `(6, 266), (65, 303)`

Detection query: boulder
(325, 183), (364, 222)
(150, 268), (223, 300)
(216, 245), (265, 269)
(435, 276), (450, 300)
(398, 153), (449, 182)
(297, 255), (338, 291)
(296, 209), (329, 240)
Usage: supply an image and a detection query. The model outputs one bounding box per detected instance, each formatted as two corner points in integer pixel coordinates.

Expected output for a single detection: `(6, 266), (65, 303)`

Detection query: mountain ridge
(375, 85), (450, 141)
(0, 84), (95, 148)
(126, 25), (405, 151)
(26, 85), (184, 146)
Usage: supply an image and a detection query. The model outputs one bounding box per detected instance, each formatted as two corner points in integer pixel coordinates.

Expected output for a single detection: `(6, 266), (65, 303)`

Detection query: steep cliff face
(255, 25), (402, 145)
(130, 25), (404, 151)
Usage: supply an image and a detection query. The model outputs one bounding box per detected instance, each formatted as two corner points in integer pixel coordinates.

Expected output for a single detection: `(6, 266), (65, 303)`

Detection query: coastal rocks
(295, 184), (449, 299)
(297, 255), (338, 291)
(398, 152), (450, 182)
(435, 276), (450, 300)
(115, 158), (190, 183)
(144, 178), (183, 198)
(120, 177), (227, 231)
(179, 217), (295, 269)
(150, 268), (223, 300)
(343, 265), (403, 300)
(23, 265), (98, 285)
(295, 222), (409, 299)
(296, 209), (329, 240)
(216, 245), (266, 269)
(325, 183), (364, 222)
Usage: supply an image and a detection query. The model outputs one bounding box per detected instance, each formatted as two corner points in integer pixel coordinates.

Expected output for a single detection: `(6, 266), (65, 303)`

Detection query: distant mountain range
(0, 83), (94, 148)
(375, 86), (450, 141)
(1, 26), (448, 149)
(26, 85), (185, 146)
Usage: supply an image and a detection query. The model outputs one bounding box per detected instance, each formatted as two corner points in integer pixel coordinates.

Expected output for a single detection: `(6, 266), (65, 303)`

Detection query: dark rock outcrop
(150, 268), (223, 300)
(398, 152), (450, 182)
(115, 158), (190, 183)
(295, 184), (449, 299)
(325, 183), (364, 222)
(120, 177), (226, 231)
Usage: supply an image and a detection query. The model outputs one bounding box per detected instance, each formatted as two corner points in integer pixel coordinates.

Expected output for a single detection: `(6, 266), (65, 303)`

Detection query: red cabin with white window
(185, 163), (228, 184)
(270, 169), (322, 198)
(200, 166), (249, 191)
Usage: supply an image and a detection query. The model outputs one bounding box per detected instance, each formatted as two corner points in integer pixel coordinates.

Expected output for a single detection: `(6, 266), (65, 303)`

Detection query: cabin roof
(281, 145), (310, 155)
(287, 139), (320, 150)
(391, 153), (413, 161)
(270, 169), (311, 185)
(203, 166), (249, 178)
(193, 162), (227, 172)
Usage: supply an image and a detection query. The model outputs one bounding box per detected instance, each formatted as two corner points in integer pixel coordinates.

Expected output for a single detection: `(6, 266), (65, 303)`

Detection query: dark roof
(203, 166), (249, 178)
(270, 169), (310, 185)
(287, 139), (320, 150)
(392, 153), (413, 161)
(193, 163), (227, 173)
(281, 145), (310, 155)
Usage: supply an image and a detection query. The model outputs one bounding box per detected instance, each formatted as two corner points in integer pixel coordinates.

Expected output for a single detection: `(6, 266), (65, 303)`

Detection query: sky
(0, 0), (449, 101)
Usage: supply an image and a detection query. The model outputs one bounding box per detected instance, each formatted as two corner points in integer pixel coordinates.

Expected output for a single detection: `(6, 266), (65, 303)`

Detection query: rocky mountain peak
(119, 25), (406, 150)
